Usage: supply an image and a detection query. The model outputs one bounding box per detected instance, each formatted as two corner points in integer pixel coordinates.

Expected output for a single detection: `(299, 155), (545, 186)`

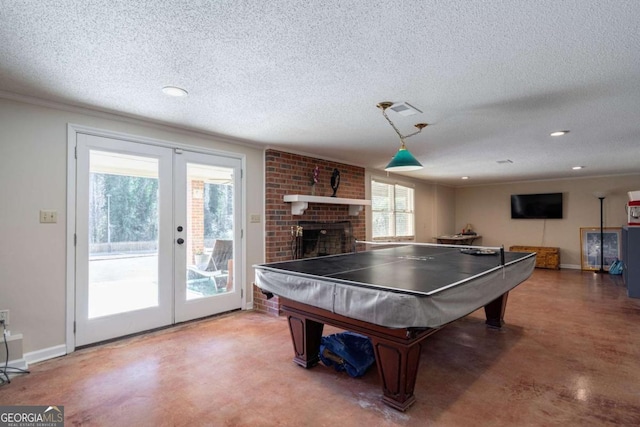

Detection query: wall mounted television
(510, 193), (563, 219)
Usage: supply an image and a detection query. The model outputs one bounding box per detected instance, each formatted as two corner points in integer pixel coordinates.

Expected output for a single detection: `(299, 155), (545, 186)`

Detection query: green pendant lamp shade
(377, 101), (427, 172)
(385, 143), (423, 171)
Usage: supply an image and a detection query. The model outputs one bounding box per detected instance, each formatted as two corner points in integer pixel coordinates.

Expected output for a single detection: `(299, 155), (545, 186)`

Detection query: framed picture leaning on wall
(580, 227), (622, 271)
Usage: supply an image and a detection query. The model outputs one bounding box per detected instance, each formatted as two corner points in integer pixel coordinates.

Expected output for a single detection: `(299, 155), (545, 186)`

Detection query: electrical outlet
(0, 310), (8, 326)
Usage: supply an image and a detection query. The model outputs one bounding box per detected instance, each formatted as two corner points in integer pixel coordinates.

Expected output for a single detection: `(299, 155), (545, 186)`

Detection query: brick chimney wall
(253, 149), (366, 315)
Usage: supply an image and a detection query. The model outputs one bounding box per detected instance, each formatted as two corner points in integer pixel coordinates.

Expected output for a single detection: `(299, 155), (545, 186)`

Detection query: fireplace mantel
(283, 195), (371, 216)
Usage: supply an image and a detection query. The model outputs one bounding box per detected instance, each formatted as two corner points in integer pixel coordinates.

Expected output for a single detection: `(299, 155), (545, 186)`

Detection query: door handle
(177, 238), (185, 245)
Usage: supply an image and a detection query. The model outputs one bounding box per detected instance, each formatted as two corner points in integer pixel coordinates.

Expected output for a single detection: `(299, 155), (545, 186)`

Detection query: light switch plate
(40, 210), (58, 223)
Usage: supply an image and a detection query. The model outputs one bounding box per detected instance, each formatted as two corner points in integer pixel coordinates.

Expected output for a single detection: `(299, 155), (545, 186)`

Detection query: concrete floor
(2, 269), (639, 426)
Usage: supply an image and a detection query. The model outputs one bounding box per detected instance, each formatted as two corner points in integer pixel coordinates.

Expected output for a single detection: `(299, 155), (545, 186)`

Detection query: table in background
(436, 234), (481, 245)
(254, 244), (535, 411)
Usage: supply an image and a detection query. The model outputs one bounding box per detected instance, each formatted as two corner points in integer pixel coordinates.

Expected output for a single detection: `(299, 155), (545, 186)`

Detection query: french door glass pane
(186, 163), (234, 300)
(88, 151), (159, 318)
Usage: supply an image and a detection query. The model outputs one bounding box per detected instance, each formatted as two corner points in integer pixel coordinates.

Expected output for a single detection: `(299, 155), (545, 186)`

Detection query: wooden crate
(509, 246), (560, 270)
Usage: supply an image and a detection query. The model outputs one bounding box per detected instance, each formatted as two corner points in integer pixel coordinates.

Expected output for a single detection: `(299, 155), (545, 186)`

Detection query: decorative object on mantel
(311, 165), (319, 196)
(330, 168), (340, 197)
(377, 101), (428, 172)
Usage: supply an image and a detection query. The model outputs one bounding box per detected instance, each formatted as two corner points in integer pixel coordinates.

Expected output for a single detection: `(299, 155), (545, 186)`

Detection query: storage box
(509, 246), (560, 269)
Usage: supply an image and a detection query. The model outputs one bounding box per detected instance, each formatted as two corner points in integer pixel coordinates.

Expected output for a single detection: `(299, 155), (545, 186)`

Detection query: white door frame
(66, 124), (246, 353)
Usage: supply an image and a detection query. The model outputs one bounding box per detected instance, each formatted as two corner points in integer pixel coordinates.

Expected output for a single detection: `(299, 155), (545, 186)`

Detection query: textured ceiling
(1, 1), (639, 186)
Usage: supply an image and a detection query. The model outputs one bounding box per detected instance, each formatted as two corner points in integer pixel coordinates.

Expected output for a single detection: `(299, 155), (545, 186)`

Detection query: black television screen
(511, 193), (563, 219)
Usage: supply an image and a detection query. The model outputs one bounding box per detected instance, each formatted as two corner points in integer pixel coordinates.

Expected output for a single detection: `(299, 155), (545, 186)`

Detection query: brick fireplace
(295, 221), (353, 259)
(254, 149), (366, 315)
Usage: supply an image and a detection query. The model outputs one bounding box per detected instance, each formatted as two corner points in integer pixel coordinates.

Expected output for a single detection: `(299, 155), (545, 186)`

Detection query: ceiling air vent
(390, 102), (422, 116)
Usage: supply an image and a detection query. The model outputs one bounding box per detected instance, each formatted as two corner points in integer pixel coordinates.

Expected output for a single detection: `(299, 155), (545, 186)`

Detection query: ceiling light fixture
(162, 86), (188, 97)
(377, 102), (427, 172)
(550, 130), (569, 137)
(461, 176), (469, 180)
(572, 166), (585, 170)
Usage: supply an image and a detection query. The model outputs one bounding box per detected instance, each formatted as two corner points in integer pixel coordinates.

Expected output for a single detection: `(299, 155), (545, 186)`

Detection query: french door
(74, 132), (242, 346)
(174, 150), (242, 322)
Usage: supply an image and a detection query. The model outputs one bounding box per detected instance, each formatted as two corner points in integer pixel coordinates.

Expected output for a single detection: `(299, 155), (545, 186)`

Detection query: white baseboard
(1, 359), (29, 379)
(25, 307), (256, 364)
(24, 344), (67, 365)
(3, 358), (28, 379)
(7, 358), (28, 370)
(560, 264), (581, 270)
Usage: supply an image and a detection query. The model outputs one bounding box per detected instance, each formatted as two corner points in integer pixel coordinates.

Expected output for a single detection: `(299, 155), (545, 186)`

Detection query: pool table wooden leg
(484, 292), (509, 328)
(286, 313), (324, 368)
(280, 298), (434, 411)
(370, 337), (423, 412)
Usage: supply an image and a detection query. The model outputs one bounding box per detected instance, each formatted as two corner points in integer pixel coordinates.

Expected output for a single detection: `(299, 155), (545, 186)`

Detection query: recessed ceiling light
(550, 130), (569, 137)
(162, 86), (188, 97)
(572, 166), (585, 170)
(461, 176), (469, 180)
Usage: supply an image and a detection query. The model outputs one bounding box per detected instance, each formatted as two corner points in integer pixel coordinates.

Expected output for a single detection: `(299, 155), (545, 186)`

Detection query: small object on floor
(609, 258), (623, 275)
(319, 332), (374, 378)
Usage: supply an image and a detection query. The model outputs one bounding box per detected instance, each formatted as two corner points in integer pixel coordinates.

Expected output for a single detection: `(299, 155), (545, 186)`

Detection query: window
(371, 179), (415, 240)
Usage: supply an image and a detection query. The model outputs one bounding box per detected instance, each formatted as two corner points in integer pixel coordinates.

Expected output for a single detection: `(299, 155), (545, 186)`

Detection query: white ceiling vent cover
(390, 102), (422, 116)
